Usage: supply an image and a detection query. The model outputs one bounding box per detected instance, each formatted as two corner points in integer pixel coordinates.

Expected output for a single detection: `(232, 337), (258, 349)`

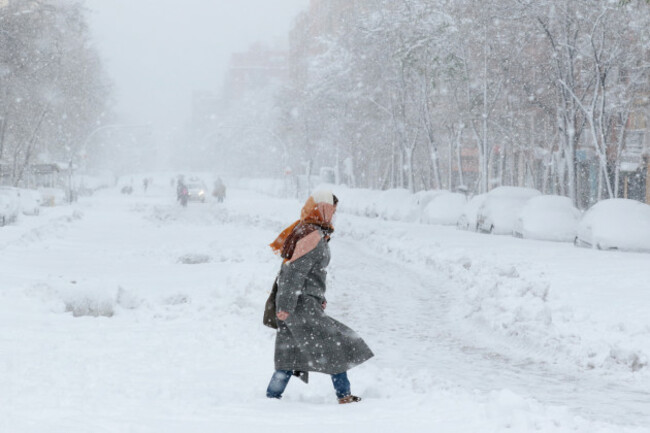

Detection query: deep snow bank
(235, 178), (466, 224)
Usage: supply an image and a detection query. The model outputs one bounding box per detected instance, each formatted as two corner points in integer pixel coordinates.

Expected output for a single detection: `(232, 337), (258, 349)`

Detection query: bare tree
(0, 1), (111, 186)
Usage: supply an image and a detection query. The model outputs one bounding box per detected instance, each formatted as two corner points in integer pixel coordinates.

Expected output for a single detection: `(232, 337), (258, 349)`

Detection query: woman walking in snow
(266, 190), (374, 404)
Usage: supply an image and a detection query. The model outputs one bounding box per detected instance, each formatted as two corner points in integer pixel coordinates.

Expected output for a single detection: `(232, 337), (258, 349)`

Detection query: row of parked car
(0, 187), (67, 226)
(456, 186), (650, 253)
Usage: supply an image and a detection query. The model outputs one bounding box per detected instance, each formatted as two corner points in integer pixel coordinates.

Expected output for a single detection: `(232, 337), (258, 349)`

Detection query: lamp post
(81, 123), (151, 156)
(63, 123), (150, 202)
(78, 123), (151, 171)
(643, 154), (650, 204)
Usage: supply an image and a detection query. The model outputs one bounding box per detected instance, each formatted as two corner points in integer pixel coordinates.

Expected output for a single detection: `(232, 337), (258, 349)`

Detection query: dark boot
(338, 395), (362, 404)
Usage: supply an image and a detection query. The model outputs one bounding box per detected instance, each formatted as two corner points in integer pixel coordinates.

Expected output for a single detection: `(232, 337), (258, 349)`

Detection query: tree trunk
(429, 144), (441, 190)
(405, 146), (414, 193)
(613, 111), (630, 198)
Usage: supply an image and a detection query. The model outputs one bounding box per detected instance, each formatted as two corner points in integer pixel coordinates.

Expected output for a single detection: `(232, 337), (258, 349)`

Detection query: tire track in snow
(330, 235), (650, 427)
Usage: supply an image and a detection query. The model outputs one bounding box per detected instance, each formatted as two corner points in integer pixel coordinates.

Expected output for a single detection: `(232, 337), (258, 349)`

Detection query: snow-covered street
(1, 180), (649, 433)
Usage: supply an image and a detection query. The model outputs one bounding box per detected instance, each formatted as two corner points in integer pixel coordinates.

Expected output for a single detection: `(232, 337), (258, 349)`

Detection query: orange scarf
(270, 196), (335, 259)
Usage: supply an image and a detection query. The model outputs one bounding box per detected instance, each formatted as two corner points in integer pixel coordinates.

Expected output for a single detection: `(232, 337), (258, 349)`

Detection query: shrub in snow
(605, 347), (648, 372)
(58, 279), (118, 318)
(177, 253), (211, 264)
(164, 294), (190, 305)
(65, 297), (114, 318)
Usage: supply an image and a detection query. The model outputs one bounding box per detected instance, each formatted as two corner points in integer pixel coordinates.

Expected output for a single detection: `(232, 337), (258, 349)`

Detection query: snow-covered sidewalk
(0, 183), (648, 432)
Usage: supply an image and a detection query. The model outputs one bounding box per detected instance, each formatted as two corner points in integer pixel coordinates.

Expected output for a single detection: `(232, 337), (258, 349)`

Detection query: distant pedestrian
(176, 179), (188, 206)
(265, 190), (373, 404)
(212, 177), (226, 203)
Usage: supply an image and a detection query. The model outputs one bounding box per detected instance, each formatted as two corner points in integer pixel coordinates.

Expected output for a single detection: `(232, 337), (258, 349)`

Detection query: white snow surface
(1, 175), (649, 433)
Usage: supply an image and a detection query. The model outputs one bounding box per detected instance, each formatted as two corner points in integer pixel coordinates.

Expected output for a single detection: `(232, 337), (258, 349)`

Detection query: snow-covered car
(513, 195), (581, 242)
(457, 193), (487, 231)
(575, 199), (650, 252)
(0, 188), (21, 226)
(476, 186), (541, 234)
(18, 188), (42, 215)
(422, 192), (467, 225)
(39, 187), (67, 206)
(376, 188), (413, 221)
(186, 181), (208, 202)
(410, 190), (446, 221)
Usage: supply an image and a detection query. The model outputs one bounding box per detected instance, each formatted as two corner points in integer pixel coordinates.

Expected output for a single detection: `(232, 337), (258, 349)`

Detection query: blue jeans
(266, 370), (351, 399)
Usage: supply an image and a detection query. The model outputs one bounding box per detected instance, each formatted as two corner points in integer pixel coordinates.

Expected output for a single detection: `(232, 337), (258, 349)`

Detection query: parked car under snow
(476, 186), (541, 234)
(513, 195), (581, 242)
(410, 190), (447, 222)
(422, 192), (467, 225)
(375, 188), (413, 221)
(0, 188), (21, 226)
(18, 188), (42, 215)
(574, 199), (650, 252)
(457, 193), (487, 231)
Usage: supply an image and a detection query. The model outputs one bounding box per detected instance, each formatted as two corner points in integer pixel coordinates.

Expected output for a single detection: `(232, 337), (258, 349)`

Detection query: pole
(80, 123), (150, 170)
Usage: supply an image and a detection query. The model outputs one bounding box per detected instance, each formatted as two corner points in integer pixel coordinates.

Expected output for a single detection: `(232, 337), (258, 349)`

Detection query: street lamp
(81, 123), (151, 156)
(78, 123), (151, 170)
(65, 123), (150, 202)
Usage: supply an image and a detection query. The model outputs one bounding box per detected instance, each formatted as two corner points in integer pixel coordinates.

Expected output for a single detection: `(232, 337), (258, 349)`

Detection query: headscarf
(270, 191), (337, 260)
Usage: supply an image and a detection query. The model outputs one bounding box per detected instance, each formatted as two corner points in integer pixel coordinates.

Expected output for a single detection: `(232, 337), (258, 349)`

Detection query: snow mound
(25, 280), (152, 318)
(58, 279), (118, 318)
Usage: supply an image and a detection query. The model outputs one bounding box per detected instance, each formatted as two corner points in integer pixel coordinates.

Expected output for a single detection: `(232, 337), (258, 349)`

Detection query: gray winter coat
(274, 233), (374, 375)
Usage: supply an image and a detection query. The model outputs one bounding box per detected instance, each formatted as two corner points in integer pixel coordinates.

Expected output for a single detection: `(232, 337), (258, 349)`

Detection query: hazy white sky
(84, 0), (309, 133)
